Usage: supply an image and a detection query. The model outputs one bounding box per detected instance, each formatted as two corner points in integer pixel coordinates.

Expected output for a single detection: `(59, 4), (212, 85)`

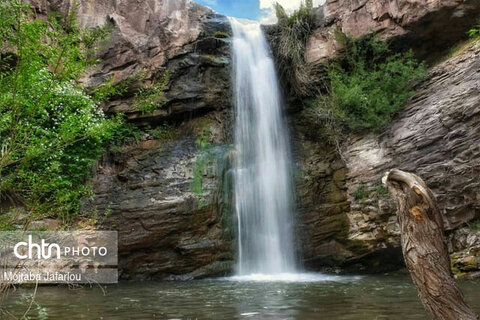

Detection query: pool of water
(2, 274), (480, 319)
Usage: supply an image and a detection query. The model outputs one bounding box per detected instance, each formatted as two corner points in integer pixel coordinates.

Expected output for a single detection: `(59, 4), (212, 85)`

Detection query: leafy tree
(0, 0), (122, 225)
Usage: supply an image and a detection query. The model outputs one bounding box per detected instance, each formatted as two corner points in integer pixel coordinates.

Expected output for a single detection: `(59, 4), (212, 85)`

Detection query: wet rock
(452, 246), (480, 279)
(87, 114), (235, 279)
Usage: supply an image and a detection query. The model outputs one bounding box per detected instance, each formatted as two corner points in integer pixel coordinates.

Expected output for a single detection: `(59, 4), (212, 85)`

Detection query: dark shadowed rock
(88, 114), (235, 279)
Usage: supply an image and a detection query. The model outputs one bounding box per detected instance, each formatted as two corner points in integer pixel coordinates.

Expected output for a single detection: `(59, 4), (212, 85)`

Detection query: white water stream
(230, 18), (296, 277)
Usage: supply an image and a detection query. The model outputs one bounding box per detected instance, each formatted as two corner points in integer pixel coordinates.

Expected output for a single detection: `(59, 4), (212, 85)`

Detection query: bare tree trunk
(385, 169), (478, 320)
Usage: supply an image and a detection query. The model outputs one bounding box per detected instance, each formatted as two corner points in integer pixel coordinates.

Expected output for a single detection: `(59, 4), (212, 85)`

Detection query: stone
(294, 41), (480, 274)
(29, 0), (232, 124)
(28, 219), (61, 230)
(27, 0), (235, 280)
(86, 114), (235, 279)
(305, 0), (480, 63)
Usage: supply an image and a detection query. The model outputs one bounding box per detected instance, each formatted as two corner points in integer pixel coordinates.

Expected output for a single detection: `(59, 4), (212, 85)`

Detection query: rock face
(293, 116), (404, 273)
(89, 115), (235, 280)
(295, 41), (480, 274)
(450, 227), (480, 279)
(33, 0), (232, 124)
(28, 0), (235, 279)
(306, 0), (480, 63)
(28, 0), (480, 279)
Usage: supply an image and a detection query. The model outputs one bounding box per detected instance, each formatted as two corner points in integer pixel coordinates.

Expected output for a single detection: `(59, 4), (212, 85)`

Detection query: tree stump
(385, 169), (478, 320)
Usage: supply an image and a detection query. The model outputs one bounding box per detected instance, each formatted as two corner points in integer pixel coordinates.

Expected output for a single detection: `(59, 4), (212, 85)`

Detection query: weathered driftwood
(385, 169), (478, 320)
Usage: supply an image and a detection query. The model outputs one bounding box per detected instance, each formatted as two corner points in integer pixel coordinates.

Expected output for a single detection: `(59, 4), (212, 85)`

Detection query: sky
(194, 0), (325, 24)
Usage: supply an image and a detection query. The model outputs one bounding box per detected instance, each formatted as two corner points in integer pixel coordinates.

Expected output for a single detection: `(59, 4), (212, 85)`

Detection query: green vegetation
(214, 31), (230, 39)
(271, 0), (323, 98)
(0, 0), (122, 226)
(91, 75), (131, 103)
(134, 70), (170, 114)
(108, 122), (144, 152)
(195, 118), (214, 148)
(353, 182), (367, 201)
(272, 2), (424, 135)
(14, 293), (48, 319)
(467, 219), (480, 232)
(107, 122), (178, 153)
(192, 154), (207, 198)
(191, 120), (216, 206)
(312, 33), (426, 134)
(146, 123), (177, 141)
(376, 185), (388, 196)
(468, 23), (480, 38)
(191, 145), (231, 209)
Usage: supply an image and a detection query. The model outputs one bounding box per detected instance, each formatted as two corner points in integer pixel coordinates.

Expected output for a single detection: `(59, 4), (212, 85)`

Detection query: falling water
(230, 18), (296, 276)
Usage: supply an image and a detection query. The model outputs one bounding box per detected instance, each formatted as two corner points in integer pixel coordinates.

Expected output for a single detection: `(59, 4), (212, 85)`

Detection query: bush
(0, 0), (121, 225)
(353, 182), (367, 201)
(108, 122), (144, 152)
(214, 31), (230, 39)
(147, 123), (177, 141)
(468, 24), (480, 38)
(314, 33), (425, 133)
(134, 70), (170, 114)
(270, 0), (325, 98)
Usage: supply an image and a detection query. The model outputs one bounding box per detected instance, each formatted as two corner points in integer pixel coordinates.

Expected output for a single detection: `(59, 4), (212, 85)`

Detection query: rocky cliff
(31, 0), (235, 279)
(293, 0), (480, 277)
(296, 41), (480, 274)
(29, 0), (480, 279)
(306, 0), (480, 63)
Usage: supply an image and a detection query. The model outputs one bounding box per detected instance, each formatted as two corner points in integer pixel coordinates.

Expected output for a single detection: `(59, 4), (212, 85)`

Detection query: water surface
(4, 274), (480, 319)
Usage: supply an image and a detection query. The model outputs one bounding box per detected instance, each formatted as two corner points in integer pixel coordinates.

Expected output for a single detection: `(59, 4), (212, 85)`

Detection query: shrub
(134, 70), (170, 114)
(468, 24), (480, 38)
(313, 33), (425, 133)
(270, 0), (325, 98)
(0, 0), (121, 225)
(108, 122), (143, 151)
(147, 123), (177, 141)
(353, 182), (367, 201)
(214, 31), (230, 39)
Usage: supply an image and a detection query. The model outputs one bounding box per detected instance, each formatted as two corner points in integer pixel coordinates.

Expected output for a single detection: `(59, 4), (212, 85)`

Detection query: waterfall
(230, 18), (296, 276)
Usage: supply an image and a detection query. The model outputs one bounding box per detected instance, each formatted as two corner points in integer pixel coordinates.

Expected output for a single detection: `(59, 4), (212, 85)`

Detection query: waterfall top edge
(227, 16), (260, 25)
